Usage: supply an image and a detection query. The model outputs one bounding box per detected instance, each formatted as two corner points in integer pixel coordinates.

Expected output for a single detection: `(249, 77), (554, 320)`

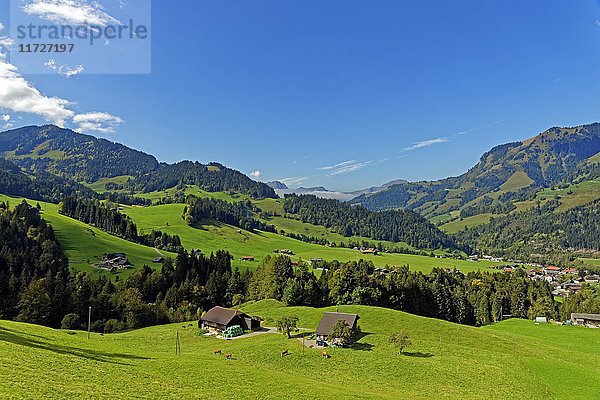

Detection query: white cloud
(280, 176), (308, 187)
(44, 59), (84, 77)
(0, 21), (14, 49)
(318, 160), (356, 171)
(0, 53), (74, 126)
(403, 137), (448, 151)
(0, 37), (14, 48)
(595, 20), (600, 27)
(250, 170), (261, 178)
(1, 114), (10, 122)
(325, 160), (373, 176)
(72, 112), (123, 133)
(22, 0), (120, 26)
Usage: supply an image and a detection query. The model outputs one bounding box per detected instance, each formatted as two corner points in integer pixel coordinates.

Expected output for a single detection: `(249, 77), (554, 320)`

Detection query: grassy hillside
(121, 200), (501, 273)
(1, 300), (598, 399)
(0, 190), (501, 275)
(0, 194), (174, 277)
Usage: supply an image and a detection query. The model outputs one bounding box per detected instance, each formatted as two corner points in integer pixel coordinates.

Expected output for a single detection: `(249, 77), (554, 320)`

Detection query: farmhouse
(571, 313), (600, 327)
(95, 253), (132, 272)
(316, 312), (360, 345)
(240, 256), (255, 261)
(361, 248), (378, 255)
(200, 306), (260, 331)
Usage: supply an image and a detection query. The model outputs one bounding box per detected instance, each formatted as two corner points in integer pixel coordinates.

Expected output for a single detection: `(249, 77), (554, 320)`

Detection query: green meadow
(0, 194), (174, 278)
(121, 201), (501, 273)
(0, 190), (503, 276)
(0, 300), (598, 399)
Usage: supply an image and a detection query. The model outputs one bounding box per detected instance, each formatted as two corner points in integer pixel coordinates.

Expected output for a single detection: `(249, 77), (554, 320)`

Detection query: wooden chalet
(200, 306), (260, 331)
(315, 312), (360, 344)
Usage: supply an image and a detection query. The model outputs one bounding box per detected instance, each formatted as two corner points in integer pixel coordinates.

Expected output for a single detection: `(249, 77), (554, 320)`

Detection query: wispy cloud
(73, 112), (123, 133)
(595, 19), (600, 27)
(454, 119), (508, 136)
(44, 59), (84, 78)
(318, 160), (356, 171)
(22, 0), (120, 26)
(279, 176), (309, 187)
(403, 137), (448, 151)
(250, 170), (261, 178)
(325, 160), (374, 176)
(0, 23), (14, 49)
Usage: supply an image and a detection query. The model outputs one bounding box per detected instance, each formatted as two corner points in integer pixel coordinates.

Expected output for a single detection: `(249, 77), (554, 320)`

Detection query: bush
(104, 319), (123, 333)
(90, 320), (106, 332)
(61, 313), (81, 330)
(195, 328), (209, 336)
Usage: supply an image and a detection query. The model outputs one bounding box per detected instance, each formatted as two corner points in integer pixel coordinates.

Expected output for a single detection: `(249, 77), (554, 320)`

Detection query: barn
(200, 306), (260, 331)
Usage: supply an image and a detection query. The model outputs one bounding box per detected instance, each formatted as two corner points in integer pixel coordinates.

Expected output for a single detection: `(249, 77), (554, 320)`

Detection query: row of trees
(59, 196), (183, 253)
(283, 194), (459, 250)
(3, 201), (594, 333)
(248, 256), (560, 326)
(182, 196), (276, 233)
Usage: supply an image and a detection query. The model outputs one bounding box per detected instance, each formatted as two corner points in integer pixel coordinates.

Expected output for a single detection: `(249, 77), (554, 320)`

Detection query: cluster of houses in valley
(94, 253), (132, 272)
(525, 265), (600, 297)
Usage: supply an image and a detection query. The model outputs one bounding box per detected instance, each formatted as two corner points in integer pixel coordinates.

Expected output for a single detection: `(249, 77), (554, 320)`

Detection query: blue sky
(1, 0), (600, 191)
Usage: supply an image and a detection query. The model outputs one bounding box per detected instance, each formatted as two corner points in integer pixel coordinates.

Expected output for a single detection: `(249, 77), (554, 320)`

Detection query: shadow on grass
(355, 331), (372, 341)
(401, 351), (434, 358)
(351, 342), (374, 351)
(0, 326), (152, 365)
(290, 330), (313, 339)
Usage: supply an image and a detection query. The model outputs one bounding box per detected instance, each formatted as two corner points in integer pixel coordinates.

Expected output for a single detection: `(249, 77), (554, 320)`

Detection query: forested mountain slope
(351, 123), (600, 218)
(0, 125), (276, 199)
(0, 157), (96, 202)
(283, 194), (459, 250)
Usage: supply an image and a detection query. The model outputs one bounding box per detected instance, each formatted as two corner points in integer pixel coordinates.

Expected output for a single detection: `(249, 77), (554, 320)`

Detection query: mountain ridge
(350, 123), (600, 217)
(0, 125), (277, 199)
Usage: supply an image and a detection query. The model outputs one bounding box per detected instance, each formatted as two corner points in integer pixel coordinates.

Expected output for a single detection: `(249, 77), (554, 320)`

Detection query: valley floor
(1, 300), (598, 399)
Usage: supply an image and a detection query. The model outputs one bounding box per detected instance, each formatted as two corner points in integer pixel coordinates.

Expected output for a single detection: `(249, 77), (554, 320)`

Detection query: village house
(200, 306), (261, 332)
(361, 248), (378, 255)
(315, 312), (360, 346)
(240, 256), (255, 261)
(571, 313), (600, 327)
(544, 265), (562, 275)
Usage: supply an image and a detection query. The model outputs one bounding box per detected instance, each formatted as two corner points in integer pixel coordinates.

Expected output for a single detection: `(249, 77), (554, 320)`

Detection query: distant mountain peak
(267, 181), (288, 190)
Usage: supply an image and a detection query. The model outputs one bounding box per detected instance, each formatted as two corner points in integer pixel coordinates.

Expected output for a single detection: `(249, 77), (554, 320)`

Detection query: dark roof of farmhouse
(201, 306), (247, 326)
(316, 312), (359, 336)
(571, 313), (600, 321)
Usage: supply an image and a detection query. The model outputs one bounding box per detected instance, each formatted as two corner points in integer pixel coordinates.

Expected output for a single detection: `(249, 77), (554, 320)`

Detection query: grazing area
(0, 194), (175, 277)
(0, 300), (598, 399)
(121, 200), (501, 273)
(0, 191), (501, 276)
